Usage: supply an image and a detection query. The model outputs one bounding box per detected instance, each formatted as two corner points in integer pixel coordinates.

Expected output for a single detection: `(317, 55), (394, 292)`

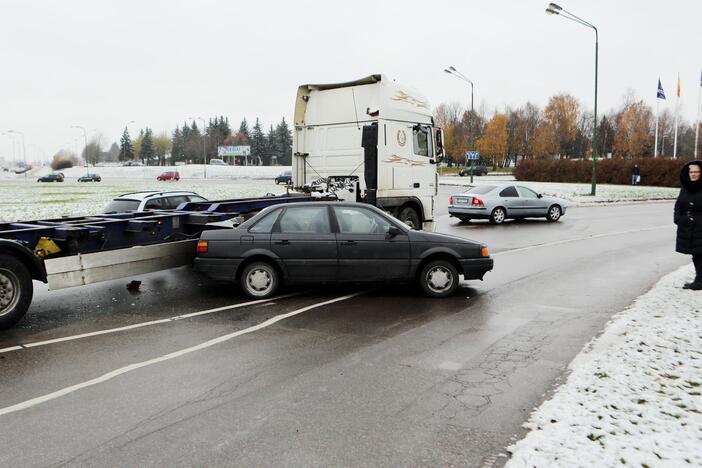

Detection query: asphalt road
(0, 190), (687, 467)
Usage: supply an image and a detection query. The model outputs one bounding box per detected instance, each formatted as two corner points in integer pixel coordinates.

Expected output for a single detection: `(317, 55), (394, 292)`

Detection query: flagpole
(695, 69), (701, 158)
(673, 72), (680, 159)
(654, 94), (660, 158)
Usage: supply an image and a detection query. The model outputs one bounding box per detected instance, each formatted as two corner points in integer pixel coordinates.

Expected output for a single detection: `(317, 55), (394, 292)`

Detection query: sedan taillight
(196, 241), (208, 254)
(449, 195), (453, 205)
(471, 197), (484, 207)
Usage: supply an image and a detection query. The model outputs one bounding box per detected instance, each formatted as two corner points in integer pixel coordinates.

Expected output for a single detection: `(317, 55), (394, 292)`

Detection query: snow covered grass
(0, 179), (283, 222)
(441, 176), (680, 206)
(22, 163), (288, 180)
(506, 264), (702, 467)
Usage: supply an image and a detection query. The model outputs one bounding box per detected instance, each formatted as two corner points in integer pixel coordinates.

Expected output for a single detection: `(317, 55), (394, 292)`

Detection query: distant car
(77, 173), (101, 182)
(194, 202), (493, 299)
(458, 165), (488, 177)
(123, 160), (143, 166)
(209, 158), (226, 166)
(275, 171), (292, 185)
(37, 173), (64, 183)
(102, 191), (207, 213)
(157, 171), (180, 181)
(449, 184), (567, 224)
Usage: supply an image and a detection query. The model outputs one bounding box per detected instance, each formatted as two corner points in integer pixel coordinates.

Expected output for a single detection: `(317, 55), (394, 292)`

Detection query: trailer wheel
(398, 206), (420, 230)
(240, 261), (279, 299)
(0, 254), (33, 329)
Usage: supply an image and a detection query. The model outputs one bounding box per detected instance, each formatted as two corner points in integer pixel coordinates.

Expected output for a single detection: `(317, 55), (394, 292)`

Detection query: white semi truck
(292, 74), (445, 229)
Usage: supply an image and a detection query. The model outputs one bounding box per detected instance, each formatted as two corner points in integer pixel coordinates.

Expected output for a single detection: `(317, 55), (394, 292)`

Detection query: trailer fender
(0, 240), (47, 282)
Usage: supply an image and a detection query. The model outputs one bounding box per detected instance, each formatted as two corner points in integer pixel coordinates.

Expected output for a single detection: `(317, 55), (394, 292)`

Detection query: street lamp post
(444, 66), (475, 184)
(189, 117), (207, 179)
(546, 2), (598, 196)
(7, 130), (27, 177)
(71, 125), (89, 176)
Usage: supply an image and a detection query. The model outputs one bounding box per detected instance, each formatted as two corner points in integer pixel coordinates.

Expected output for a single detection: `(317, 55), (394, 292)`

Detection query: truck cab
(292, 74), (445, 229)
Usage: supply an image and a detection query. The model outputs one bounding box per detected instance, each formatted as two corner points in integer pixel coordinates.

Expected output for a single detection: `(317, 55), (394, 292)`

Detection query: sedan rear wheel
(240, 261), (278, 299)
(489, 207), (506, 225)
(547, 205), (562, 222)
(419, 260), (459, 298)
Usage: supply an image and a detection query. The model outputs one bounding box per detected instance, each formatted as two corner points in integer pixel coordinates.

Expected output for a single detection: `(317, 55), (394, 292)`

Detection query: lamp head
(548, 3), (562, 10)
(449, 66), (456, 72)
(545, 7), (559, 15)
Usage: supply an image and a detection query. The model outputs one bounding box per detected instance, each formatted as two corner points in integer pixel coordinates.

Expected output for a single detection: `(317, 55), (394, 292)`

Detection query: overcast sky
(1, 0), (700, 162)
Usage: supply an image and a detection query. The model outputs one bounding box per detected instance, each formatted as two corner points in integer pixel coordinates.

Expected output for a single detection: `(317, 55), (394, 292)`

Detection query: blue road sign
(465, 151), (480, 160)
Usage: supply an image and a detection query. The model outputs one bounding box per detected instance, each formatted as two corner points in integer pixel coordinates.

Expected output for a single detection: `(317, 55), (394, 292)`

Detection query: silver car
(449, 185), (567, 224)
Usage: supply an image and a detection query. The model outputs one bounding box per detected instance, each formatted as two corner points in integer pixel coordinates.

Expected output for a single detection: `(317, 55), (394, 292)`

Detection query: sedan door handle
(274, 240), (291, 245)
(341, 240), (357, 246)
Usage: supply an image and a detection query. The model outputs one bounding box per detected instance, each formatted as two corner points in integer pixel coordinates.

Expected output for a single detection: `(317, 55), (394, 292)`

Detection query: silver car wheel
(0, 269), (20, 318)
(548, 205), (561, 222)
(426, 266), (454, 294)
(246, 267), (273, 295)
(491, 207), (506, 224)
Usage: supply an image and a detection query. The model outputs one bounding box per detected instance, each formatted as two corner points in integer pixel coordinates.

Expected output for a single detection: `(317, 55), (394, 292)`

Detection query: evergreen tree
(250, 118), (266, 165)
(118, 127), (134, 162)
(238, 118), (250, 141)
(140, 128), (156, 165)
(171, 127), (185, 164)
(266, 124), (279, 164)
(184, 122), (203, 164)
(276, 117), (293, 165)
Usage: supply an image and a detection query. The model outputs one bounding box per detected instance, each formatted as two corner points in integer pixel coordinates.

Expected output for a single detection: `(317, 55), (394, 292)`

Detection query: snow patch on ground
(441, 176), (679, 206)
(506, 264), (702, 467)
(26, 164), (288, 180)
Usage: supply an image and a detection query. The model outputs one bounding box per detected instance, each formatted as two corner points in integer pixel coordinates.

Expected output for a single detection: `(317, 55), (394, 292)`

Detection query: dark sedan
(78, 173), (101, 182)
(274, 171), (292, 185)
(37, 173), (64, 182)
(194, 202), (493, 299)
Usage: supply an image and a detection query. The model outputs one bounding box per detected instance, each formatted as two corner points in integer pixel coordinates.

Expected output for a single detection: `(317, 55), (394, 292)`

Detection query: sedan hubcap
(494, 210), (505, 223)
(550, 207), (560, 219)
(427, 267), (453, 293)
(0, 270), (19, 317)
(247, 268), (272, 293)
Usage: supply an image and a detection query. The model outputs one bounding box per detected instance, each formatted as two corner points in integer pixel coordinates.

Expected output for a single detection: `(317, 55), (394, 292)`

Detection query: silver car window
(516, 186), (539, 199)
(499, 186), (518, 198)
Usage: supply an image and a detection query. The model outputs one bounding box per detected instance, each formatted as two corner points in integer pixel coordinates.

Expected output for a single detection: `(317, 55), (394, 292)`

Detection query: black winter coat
(674, 160), (702, 255)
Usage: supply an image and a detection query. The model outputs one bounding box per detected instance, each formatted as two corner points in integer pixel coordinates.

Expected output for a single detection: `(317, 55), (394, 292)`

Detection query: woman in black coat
(674, 160), (702, 289)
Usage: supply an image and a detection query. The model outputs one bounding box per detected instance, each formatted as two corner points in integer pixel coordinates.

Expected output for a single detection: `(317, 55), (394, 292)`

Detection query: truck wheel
(419, 259), (459, 298)
(398, 206), (420, 230)
(0, 254), (33, 329)
(240, 261), (279, 299)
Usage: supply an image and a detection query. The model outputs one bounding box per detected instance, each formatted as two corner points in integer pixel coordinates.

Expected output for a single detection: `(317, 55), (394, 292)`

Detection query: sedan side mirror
(387, 225), (402, 238)
(537, 193), (543, 198)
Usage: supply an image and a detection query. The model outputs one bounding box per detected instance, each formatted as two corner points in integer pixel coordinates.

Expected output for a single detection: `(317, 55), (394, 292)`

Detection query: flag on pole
(677, 74), (681, 97)
(657, 79), (666, 99)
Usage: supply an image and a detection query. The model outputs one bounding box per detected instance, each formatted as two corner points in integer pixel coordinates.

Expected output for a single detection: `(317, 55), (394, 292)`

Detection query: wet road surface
(0, 192), (687, 467)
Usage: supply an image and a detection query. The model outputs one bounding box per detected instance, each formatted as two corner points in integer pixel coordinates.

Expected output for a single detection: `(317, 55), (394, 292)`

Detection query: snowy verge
(440, 177), (679, 206)
(25, 164), (289, 180)
(506, 264), (702, 467)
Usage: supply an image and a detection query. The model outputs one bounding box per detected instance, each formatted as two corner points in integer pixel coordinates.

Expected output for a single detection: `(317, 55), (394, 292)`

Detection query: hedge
(513, 158), (695, 188)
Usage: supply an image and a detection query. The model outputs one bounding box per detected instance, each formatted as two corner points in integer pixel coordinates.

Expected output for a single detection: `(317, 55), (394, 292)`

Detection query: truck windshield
(103, 199), (141, 213)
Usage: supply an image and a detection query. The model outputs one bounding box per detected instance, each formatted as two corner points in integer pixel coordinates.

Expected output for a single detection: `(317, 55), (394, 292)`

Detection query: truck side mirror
(435, 128), (445, 162)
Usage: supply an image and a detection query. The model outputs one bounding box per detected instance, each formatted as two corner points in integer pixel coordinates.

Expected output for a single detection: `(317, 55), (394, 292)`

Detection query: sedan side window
(164, 195), (189, 209)
(144, 198), (165, 210)
(278, 207), (331, 234)
(333, 207), (391, 235)
(249, 210), (280, 233)
(516, 186), (539, 199)
(499, 186), (518, 198)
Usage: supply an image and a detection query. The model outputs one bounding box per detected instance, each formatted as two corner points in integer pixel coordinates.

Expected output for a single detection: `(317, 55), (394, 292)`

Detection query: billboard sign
(218, 146), (251, 157)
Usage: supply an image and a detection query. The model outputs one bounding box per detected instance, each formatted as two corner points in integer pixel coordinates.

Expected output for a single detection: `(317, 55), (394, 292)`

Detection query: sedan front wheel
(419, 260), (459, 298)
(546, 205), (562, 222)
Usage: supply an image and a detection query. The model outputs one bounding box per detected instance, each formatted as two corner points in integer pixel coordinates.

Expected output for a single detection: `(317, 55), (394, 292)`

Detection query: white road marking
(492, 225), (670, 257)
(0, 293), (303, 354)
(0, 291), (366, 417)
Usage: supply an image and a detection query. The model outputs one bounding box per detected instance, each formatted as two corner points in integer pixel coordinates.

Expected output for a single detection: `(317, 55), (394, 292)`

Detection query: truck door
(410, 125), (437, 196)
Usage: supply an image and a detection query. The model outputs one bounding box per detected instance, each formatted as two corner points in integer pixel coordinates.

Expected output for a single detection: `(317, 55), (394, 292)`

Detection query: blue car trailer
(0, 194), (326, 329)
